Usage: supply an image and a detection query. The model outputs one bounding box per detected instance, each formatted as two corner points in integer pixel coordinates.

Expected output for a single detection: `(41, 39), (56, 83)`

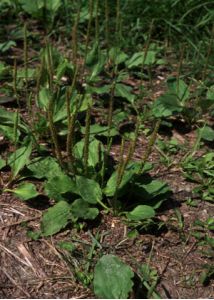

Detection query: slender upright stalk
(36, 55), (45, 102)
(115, 0), (120, 40)
(66, 66), (79, 172)
(124, 118), (140, 164)
(85, 0), (94, 60)
(46, 42), (63, 167)
(104, 0), (109, 49)
(107, 79), (116, 135)
(95, 0), (99, 42)
(13, 109), (19, 146)
(176, 43), (185, 93)
(116, 136), (125, 187)
(72, 4), (80, 67)
(83, 105), (91, 176)
(23, 23), (28, 101)
(13, 59), (20, 108)
(112, 136), (125, 212)
(139, 119), (161, 174)
(115, 120), (140, 194)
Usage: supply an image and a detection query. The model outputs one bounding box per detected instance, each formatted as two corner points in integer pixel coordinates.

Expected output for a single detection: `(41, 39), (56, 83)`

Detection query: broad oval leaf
(71, 198), (99, 220)
(0, 157), (6, 170)
(6, 182), (38, 201)
(74, 139), (104, 168)
(94, 254), (134, 299)
(133, 178), (171, 208)
(152, 93), (182, 118)
(44, 174), (77, 201)
(126, 205), (155, 221)
(76, 176), (102, 204)
(0, 124), (20, 142)
(41, 201), (71, 236)
(109, 47), (128, 65)
(126, 51), (156, 68)
(27, 156), (63, 179)
(199, 126), (214, 142)
(38, 87), (50, 110)
(8, 143), (32, 178)
(115, 83), (135, 104)
(104, 162), (143, 197)
(167, 77), (190, 102)
(207, 85), (214, 101)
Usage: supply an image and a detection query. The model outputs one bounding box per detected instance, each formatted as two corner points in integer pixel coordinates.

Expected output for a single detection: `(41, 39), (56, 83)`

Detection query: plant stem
(104, 0), (109, 49)
(139, 119), (161, 174)
(112, 136), (125, 213)
(46, 42), (63, 168)
(85, 0), (94, 60)
(66, 66), (79, 173)
(13, 59), (20, 107)
(83, 105), (91, 176)
(72, 4), (80, 67)
(23, 22), (28, 101)
(95, 0), (99, 42)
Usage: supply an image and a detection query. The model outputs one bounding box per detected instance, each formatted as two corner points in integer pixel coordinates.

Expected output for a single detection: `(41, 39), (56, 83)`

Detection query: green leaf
(18, 0), (61, 15)
(0, 107), (19, 125)
(46, 0), (61, 12)
(8, 143), (32, 178)
(74, 139), (104, 168)
(0, 157), (6, 170)
(6, 182), (38, 201)
(0, 61), (10, 80)
(134, 178), (171, 208)
(44, 174), (77, 201)
(38, 87), (50, 110)
(115, 83), (135, 104)
(94, 254), (134, 299)
(88, 53), (106, 82)
(85, 42), (99, 67)
(0, 41), (16, 53)
(27, 230), (41, 241)
(81, 124), (118, 137)
(152, 93), (182, 118)
(18, 0), (41, 15)
(27, 156), (63, 179)
(78, 93), (93, 112)
(86, 84), (111, 95)
(71, 198), (99, 220)
(199, 126), (214, 142)
(167, 77), (189, 102)
(126, 51), (156, 68)
(57, 241), (76, 252)
(207, 85), (214, 100)
(76, 176), (102, 204)
(55, 58), (72, 82)
(104, 162), (142, 197)
(109, 47), (128, 65)
(0, 124), (20, 142)
(126, 205), (155, 221)
(17, 68), (35, 79)
(41, 201), (71, 236)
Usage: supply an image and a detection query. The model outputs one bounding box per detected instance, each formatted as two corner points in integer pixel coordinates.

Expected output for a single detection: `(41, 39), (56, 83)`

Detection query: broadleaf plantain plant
(0, 1), (171, 238)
